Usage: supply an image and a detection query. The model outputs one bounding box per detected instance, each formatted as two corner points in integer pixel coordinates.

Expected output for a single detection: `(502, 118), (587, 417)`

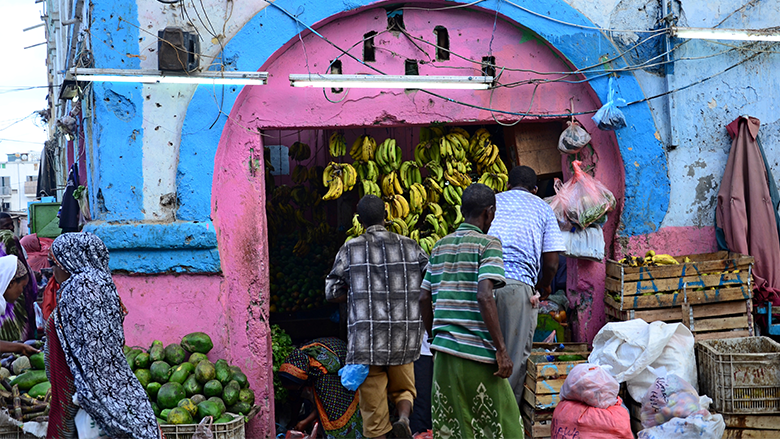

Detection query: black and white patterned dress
(49, 233), (159, 439)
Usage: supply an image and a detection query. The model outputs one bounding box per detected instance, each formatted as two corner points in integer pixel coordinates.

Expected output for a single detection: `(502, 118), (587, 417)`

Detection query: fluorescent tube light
(671, 27), (780, 42)
(70, 68), (268, 85)
(289, 74), (494, 90)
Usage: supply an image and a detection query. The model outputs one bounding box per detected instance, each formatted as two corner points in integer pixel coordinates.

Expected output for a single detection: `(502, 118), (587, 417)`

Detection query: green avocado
(150, 361), (172, 383)
(181, 332), (214, 354)
(134, 353), (151, 370)
(157, 382), (186, 410)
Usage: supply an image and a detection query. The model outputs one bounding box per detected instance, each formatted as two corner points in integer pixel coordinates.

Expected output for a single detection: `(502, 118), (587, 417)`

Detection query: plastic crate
(697, 336), (780, 414)
(0, 425), (38, 439)
(28, 202), (61, 238)
(160, 415), (244, 439)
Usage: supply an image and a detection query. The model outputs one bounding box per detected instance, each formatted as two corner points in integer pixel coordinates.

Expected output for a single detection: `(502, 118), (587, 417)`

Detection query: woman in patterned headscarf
(279, 337), (363, 438)
(0, 231), (38, 342)
(45, 233), (160, 439)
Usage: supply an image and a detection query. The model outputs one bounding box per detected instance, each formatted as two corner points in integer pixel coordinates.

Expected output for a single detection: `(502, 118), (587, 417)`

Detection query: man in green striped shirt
(420, 184), (524, 439)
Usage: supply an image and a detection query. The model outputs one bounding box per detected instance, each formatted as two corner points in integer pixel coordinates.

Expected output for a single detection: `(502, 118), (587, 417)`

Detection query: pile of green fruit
(268, 235), (337, 314)
(124, 331), (255, 425)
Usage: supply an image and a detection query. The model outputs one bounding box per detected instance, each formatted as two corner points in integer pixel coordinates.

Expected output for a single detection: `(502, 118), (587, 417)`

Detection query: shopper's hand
(530, 292), (541, 308)
(494, 348), (514, 379)
(295, 420), (311, 432)
(17, 343), (39, 357)
(536, 285), (552, 301)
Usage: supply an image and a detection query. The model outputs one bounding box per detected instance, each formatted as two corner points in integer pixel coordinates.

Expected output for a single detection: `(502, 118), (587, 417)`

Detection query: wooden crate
(524, 348), (589, 411)
(722, 414), (780, 438)
(605, 251), (755, 341)
(521, 401), (552, 439)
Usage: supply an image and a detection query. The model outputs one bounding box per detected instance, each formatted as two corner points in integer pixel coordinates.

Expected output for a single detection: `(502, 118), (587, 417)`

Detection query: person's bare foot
(391, 417), (412, 438)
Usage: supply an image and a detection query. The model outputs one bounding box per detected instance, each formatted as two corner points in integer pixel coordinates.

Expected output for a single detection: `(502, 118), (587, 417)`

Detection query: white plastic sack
(637, 413), (725, 439)
(588, 320), (697, 402)
(563, 225), (605, 261)
(558, 121), (591, 154)
(76, 409), (109, 439)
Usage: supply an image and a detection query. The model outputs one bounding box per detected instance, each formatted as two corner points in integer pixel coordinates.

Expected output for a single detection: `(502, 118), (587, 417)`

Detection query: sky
(0, 2), (48, 158)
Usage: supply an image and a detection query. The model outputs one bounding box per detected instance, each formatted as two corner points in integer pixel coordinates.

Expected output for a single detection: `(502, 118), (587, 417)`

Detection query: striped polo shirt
(422, 223), (506, 363)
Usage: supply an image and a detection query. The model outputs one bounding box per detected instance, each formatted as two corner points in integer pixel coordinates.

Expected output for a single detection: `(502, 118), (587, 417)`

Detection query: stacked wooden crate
(605, 251), (754, 341)
(522, 343), (589, 439)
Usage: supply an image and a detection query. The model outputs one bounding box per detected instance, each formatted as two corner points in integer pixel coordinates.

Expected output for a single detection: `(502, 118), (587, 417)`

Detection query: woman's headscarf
(0, 231), (37, 339)
(20, 234), (52, 273)
(49, 233), (159, 439)
(0, 255), (23, 316)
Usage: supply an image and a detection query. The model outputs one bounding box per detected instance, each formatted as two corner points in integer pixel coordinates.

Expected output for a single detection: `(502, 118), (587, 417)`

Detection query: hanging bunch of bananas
(293, 237), (311, 257)
(386, 194), (411, 219)
(442, 184), (463, 206)
(349, 135), (377, 162)
(291, 164), (310, 185)
(399, 161), (423, 190)
(381, 171), (404, 197)
(355, 161), (380, 182)
(290, 184), (321, 208)
(478, 172), (509, 192)
(322, 161), (358, 201)
(471, 140), (500, 169)
(417, 234), (443, 254)
(440, 134), (468, 161)
(289, 141), (311, 161)
(345, 214), (365, 243)
(360, 180), (382, 197)
(388, 217), (410, 236)
(307, 165), (325, 192)
(376, 138), (402, 174)
(424, 177), (443, 204)
(443, 166), (472, 189)
(408, 182), (428, 214)
(329, 132), (347, 158)
(414, 139), (442, 167)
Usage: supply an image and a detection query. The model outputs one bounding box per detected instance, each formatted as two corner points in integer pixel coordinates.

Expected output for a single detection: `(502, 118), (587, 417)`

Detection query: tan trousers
(358, 363), (416, 438)
(495, 279), (538, 405)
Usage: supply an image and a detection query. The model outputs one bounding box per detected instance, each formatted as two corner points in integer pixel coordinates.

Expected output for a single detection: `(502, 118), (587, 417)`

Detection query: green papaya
(28, 381), (51, 399)
(232, 371), (248, 389)
(134, 369), (152, 388)
(197, 400), (221, 420)
(191, 394), (206, 405)
(238, 388), (255, 406)
(229, 366), (242, 375)
(123, 345), (131, 355)
(183, 375), (203, 397)
(215, 359), (233, 385)
(177, 398), (198, 417)
(208, 396), (226, 416)
(164, 344), (187, 365)
(10, 370), (48, 391)
(214, 414), (233, 424)
(149, 340), (165, 363)
(222, 381), (240, 406)
(125, 349), (142, 370)
(169, 362), (195, 384)
(227, 401), (251, 415)
(135, 353), (151, 370)
(181, 332), (213, 354)
(156, 417), (166, 425)
(28, 353), (45, 371)
(150, 361), (172, 383)
(157, 382), (186, 409)
(194, 360), (216, 384)
(204, 380), (223, 398)
(188, 353), (209, 365)
(147, 382), (162, 400)
(160, 409), (172, 420)
(167, 407), (193, 425)
(151, 402), (161, 417)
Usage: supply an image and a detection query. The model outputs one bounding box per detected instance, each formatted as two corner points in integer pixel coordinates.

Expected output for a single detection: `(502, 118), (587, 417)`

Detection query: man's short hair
(0, 213), (10, 220)
(461, 184), (496, 219)
(509, 166), (537, 190)
(357, 195), (385, 226)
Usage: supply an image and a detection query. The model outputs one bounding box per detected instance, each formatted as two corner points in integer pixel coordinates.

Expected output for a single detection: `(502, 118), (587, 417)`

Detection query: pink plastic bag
(560, 363), (619, 409)
(552, 398), (633, 439)
(545, 161), (616, 228)
(640, 374), (709, 428)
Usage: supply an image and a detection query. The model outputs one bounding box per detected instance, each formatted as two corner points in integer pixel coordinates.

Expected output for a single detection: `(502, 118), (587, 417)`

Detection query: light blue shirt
(488, 189), (566, 286)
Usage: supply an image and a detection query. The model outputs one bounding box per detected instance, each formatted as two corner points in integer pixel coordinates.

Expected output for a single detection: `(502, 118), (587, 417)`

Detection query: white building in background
(0, 152), (40, 213)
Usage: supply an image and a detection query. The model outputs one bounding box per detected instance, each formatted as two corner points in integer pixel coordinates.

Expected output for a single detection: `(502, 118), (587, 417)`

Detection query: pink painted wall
(614, 226), (718, 259)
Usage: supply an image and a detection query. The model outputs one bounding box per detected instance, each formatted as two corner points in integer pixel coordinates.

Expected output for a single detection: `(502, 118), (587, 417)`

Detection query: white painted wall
(0, 152), (41, 212)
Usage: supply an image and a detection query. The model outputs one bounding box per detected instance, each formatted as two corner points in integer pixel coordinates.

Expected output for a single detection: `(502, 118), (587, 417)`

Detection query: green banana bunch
(291, 164), (309, 184)
(399, 161), (423, 190)
(329, 132), (347, 157)
(289, 141), (311, 161)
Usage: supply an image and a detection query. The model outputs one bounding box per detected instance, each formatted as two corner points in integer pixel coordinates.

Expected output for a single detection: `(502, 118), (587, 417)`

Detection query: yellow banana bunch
(388, 194), (410, 219)
(291, 165), (309, 184)
(443, 169), (472, 188)
(444, 134), (468, 160)
(419, 235), (438, 254)
(408, 182), (427, 214)
(426, 161), (444, 183)
(442, 184), (462, 206)
(381, 171), (403, 197)
(413, 139), (441, 167)
(346, 213), (365, 238)
(329, 132), (347, 157)
(652, 254), (680, 265)
(478, 172), (508, 192)
(322, 175), (344, 201)
(389, 217), (410, 236)
(289, 141), (311, 161)
(293, 238), (311, 257)
(349, 135), (377, 162)
(322, 162), (357, 200)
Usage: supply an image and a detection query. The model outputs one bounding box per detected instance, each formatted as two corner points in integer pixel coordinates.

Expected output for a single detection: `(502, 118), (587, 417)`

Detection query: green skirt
(432, 351), (524, 439)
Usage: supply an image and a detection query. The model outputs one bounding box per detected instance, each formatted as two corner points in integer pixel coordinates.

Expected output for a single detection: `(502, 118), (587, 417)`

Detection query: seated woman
(0, 255), (37, 356)
(45, 233), (160, 439)
(279, 337), (363, 438)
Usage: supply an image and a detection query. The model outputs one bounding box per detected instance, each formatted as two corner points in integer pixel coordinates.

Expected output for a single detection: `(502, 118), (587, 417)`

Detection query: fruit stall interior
(264, 124), (511, 344)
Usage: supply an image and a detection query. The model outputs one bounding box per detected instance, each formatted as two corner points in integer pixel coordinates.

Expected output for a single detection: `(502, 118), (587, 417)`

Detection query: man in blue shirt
(488, 166), (566, 404)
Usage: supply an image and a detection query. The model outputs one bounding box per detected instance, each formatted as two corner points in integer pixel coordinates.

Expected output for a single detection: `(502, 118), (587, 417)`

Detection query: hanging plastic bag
(544, 179), (572, 230)
(75, 409), (109, 439)
(592, 77), (627, 130)
(559, 363), (619, 409)
(558, 121), (591, 154)
(640, 373), (708, 428)
(562, 225), (605, 262)
(192, 416), (214, 439)
(545, 161), (616, 228)
(339, 364), (369, 391)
